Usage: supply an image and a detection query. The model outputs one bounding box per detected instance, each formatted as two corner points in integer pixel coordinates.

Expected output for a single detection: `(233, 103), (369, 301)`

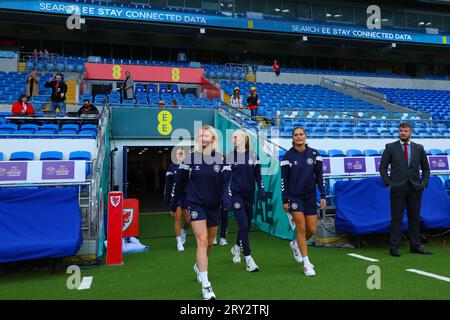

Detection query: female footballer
(164, 147), (190, 252)
(281, 127), (326, 276)
(171, 125), (232, 300)
(228, 129), (266, 272)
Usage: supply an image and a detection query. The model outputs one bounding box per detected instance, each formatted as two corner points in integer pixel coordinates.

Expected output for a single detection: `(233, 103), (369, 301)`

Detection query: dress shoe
(410, 248), (433, 255)
(390, 249), (401, 257)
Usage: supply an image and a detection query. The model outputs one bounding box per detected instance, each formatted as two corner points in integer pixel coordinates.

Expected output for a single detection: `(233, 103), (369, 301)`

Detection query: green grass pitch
(0, 214), (449, 300)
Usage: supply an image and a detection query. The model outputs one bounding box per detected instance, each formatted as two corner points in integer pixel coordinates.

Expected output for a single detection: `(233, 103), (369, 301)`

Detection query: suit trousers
(389, 182), (423, 250)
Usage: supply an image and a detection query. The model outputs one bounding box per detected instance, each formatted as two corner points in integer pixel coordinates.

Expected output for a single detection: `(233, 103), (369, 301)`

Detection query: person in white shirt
(230, 87), (244, 109)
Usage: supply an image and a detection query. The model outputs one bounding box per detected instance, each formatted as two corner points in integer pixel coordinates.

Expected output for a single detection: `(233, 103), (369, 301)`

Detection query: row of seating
(81, 91), (220, 107)
(280, 125), (449, 136)
(256, 66), (412, 79)
(222, 81), (384, 112)
(370, 88), (450, 120)
(204, 65), (248, 80)
(0, 71), (53, 103)
(279, 148), (450, 158)
(26, 57), (85, 73)
(0, 150), (91, 161)
(0, 123), (97, 139)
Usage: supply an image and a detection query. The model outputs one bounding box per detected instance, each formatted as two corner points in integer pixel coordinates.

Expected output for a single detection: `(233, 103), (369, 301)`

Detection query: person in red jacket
(272, 59), (281, 76)
(11, 94), (35, 116)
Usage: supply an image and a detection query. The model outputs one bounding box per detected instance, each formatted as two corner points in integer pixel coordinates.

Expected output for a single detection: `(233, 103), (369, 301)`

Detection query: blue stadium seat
(10, 151), (34, 161)
(57, 129), (78, 137)
(35, 128), (57, 137)
(62, 124), (79, 132)
(364, 149), (379, 157)
(347, 149), (364, 157)
(69, 151), (91, 161)
(445, 149), (450, 155)
(328, 149), (345, 157)
(40, 151), (63, 160)
(428, 149), (445, 155)
(0, 152), (3, 161)
(41, 124), (59, 132)
(0, 123), (18, 133)
(78, 130), (97, 139)
(69, 151), (92, 176)
(317, 150), (328, 157)
(81, 124), (97, 131)
(20, 124), (39, 133)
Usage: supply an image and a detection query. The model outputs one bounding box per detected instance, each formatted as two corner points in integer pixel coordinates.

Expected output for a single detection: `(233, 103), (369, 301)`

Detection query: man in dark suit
(379, 123), (432, 257)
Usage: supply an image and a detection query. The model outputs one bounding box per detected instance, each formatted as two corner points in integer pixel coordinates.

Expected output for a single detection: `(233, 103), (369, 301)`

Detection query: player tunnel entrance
(123, 146), (173, 213)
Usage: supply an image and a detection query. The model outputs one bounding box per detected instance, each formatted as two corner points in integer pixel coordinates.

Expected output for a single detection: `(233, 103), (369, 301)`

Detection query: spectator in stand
(123, 71), (134, 101)
(230, 87), (244, 109)
(177, 51), (187, 63)
(272, 59), (281, 76)
(26, 69), (39, 99)
(159, 100), (166, 108)
(246, 87), (260, 118)
(32, 49), (38, 61)
(77, 99), (99, 116)
(45, 73), (68, 116)
(43, 49), (49, 58)
(172, 100), (178, 108)
(11, 94), (35, 116)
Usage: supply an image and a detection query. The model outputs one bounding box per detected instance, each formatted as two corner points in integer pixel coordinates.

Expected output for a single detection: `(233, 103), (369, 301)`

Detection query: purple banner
(428, 156), (449, 171)
(375, 157), (381, 172)
(344, 157), (367, 173)
(0, 162), (28, 181)
(322, 158), (331, 174)
(42, 161), (75, 180)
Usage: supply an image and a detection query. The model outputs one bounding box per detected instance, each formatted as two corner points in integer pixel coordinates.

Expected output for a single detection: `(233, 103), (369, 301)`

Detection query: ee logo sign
(157, 110), (173, 136)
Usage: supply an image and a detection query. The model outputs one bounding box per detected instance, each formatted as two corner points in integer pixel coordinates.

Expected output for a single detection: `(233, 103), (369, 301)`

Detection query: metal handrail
(322, 77), (386, 101)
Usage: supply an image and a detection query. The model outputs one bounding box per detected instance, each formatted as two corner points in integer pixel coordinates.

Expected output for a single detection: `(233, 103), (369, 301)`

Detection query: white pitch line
(406, 269), (450, 283)
(347, 253), (379, 262)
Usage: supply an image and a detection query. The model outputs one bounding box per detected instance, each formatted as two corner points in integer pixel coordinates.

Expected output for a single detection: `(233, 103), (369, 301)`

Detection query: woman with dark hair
(227, 129), (266, 272)
(164, 147), (190, 252)
(281, 127), (326, 277)
(11, 94), (35, 116)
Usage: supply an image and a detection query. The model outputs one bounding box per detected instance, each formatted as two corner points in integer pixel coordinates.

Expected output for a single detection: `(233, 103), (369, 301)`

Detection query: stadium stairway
(320, 77), (420, 114)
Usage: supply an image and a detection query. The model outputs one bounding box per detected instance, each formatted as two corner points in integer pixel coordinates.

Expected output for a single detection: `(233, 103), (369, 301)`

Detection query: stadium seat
(0, 123), (18, 133)
(41, 124), (59, 132)
(56, 129), (78, 137)
(10, 151), (34, 161)
(328, 149), (345, 157)
(317, 150), (328, 157)
(347, 149), (364, 157)
(445, 149), (450, 155)
(428, 149), (445, 155)
(34, 128), (57, 138)
(0, 152), (3, 161)
(40, 151), (63, 160)
(364, 149), (380, 157)
(81, 124), (98, 131)
(62, 124), (80, 132)
(69, 151), (92, 176)
(20, 124), (39, 133)
(78, 129), (97, 139)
